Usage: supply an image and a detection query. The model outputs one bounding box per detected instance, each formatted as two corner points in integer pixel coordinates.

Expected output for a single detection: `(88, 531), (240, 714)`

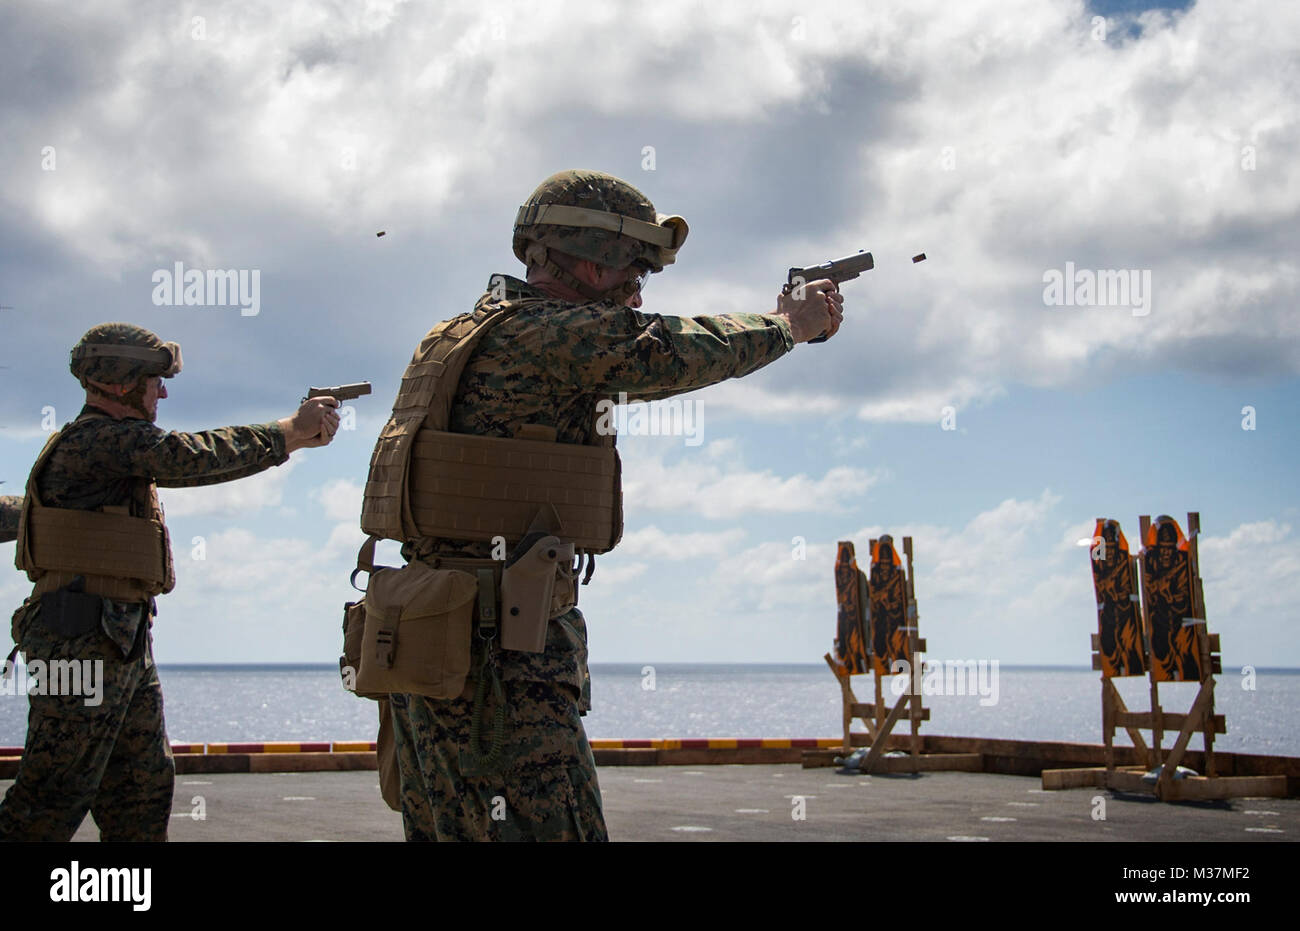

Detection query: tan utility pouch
(340, 599), (387, 701)
(351, 537), (479, 700)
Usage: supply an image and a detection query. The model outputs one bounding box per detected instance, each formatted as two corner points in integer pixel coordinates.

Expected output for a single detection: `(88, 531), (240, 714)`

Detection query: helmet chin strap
(524, 243), (636, 304)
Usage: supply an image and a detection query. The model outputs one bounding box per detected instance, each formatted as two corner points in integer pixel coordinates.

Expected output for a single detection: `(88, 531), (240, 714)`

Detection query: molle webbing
(361, 302), (623, 553)
(361, 308), (514, 541)
(16, 422), (175, 601)
(30, 570), (155, 603)
(24, 507), (170, 587)
(406, 427), (620, 552)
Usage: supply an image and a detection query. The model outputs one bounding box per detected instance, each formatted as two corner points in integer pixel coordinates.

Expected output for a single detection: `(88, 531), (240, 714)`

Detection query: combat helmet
(513, 169), (688, 300)
(70, 322), (183, 388)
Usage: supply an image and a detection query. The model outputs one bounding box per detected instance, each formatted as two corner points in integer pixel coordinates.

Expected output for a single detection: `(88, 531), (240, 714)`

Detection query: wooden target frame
(821, 537), (979, 774)
(1044, 512), (1286, 801)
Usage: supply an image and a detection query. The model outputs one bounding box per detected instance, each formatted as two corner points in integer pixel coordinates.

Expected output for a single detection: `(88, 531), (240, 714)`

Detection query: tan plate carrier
(15, 414), (174, 603)
(360, 299), (623, 555)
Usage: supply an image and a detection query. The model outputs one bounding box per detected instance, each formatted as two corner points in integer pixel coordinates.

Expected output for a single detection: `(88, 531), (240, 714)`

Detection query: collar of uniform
(77, 403), (141, 423)
(483, 274), (545, 301)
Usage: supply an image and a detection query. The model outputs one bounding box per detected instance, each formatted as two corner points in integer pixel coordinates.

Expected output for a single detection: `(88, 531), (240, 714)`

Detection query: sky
(0, 0), (1295, 669)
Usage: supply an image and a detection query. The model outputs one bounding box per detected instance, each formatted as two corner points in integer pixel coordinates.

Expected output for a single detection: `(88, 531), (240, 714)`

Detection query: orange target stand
(811, 536), (980, 774)
(1042, 512), (1286, 801)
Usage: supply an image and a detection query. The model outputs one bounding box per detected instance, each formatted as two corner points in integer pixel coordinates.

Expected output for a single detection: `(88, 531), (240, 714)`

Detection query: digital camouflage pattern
(514, 169), (672, 272)
(389, 667), (606, 841)
(69, 322), (179, 387)
(42, 407), (286, 502)
(0, 604), (170, 841)
(0, 405), (289, 841)
(392, 273), (793, 841)
(0, 495), (19, 545)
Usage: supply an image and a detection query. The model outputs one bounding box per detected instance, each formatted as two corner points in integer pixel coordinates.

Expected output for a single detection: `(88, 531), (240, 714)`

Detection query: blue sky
(0, 0), (1296, 669)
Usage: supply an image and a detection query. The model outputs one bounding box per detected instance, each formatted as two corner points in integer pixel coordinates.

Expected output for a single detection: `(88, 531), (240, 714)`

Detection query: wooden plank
(825, 652), (854, 751)
(873, 658), (884, 730)
(800, 750), (982, 772)
(1187, 511), (1217, 778)
(863, 690), (914, 773)
(1114, 711), (1226, 734)
(1138, 516), (1164, 770)
(670, 734), (1299, 788)
(1162, 775), (1287, 801)
(1102, 675), (1115, 770)
(1104, 768), (1155, 794)
(1092, 654), (1103, 671)
(1158, 679), (1216, 794)
(1105, 678), (1151, 758)
(1130, 549), (1156, 771)
(873, 752), (982, 773)
(910, 734), (1300, 782)
(902, 536), (922, 761)
(1042, 767), (1106, 790)
(850, 703), (929, 722)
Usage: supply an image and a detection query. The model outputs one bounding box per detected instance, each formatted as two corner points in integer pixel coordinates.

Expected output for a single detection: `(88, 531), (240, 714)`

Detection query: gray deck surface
(6, 765), (1290, 842)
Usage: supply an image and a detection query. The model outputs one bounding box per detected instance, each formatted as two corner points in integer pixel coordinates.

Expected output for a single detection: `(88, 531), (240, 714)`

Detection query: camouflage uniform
(389, 274), (793, 841)
(0, 495), (19, 545)
(0, 406), (288, 841)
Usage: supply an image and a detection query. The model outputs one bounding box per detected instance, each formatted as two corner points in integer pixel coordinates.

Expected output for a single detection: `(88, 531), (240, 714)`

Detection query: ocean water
(1, 663), (1296, 757)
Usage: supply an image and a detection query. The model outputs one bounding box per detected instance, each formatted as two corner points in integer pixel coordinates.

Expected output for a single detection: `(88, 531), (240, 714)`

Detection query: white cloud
(870, 490), (1065, 600)
(325, 520), (367, 557)
(155, 525), (354, 663)
(313, 478), (364, 523)
(588, 562), (649, 587)
(159, 459), (298, 518)
(617, 526), (746, 561)
(1198, 520), (1300, 662)
(622, 447), (879, 519)
(3, 0), (1297, 427)
(2, 0), (1298, 670)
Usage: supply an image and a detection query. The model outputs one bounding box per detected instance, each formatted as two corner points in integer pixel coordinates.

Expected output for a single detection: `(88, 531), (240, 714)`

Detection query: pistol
(785, 250), (874, 344)
(304, 382), (372, 403)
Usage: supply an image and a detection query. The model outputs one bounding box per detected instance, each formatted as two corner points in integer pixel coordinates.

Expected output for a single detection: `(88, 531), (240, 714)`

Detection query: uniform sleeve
(541, 303), (795, 402)
(110, 421), (290, 488)
(0, 495), (21, 544)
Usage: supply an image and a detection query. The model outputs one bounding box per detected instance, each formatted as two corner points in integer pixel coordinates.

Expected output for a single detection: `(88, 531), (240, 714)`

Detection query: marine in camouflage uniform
(0, 494), (19, 545)
(388, 170), (844, 841)
(0, 323), (338, 842)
